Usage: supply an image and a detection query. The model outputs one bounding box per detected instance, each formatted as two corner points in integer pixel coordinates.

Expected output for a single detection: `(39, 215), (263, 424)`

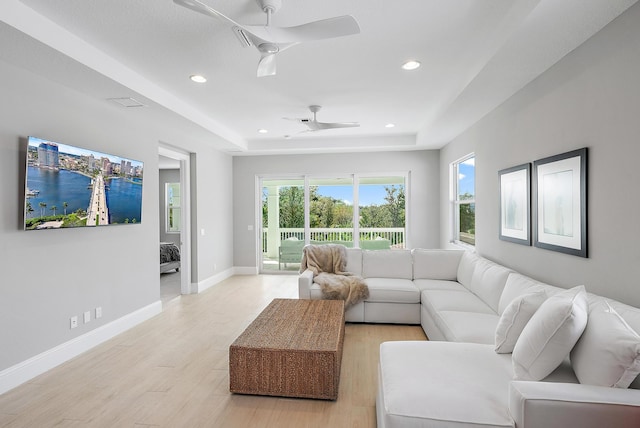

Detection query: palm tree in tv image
(38, 201), (47, 217)
(26, 201), (34, 218)
(50, 205), (57, 216)
(63, 201), (68, 215)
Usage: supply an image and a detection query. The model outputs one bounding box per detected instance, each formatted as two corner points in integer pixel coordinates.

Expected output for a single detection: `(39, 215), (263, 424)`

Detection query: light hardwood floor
(0, 275), (426, 428)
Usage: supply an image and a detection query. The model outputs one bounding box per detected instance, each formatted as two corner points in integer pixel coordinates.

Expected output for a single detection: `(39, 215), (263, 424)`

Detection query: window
(259, 174), (407, 272)
(358, 176), (405, 249)
(452, 155), (475, 246)
(309, 176), (354, 244)
(166, 182), (181, 233)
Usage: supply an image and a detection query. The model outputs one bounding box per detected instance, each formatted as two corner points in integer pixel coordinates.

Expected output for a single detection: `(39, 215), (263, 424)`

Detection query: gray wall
(193, 146), (234, 281)
(0, 58), (234, 370)
(0, 60), (158, 370)
(159, 169), (180, 246)
(440, 3), (640, 308)
(233, 150), (440, 268)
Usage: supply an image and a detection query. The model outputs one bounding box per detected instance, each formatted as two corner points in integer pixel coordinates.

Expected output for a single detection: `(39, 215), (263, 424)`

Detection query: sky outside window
(317, 184), (398, 206)
(458, 158), (475, 198)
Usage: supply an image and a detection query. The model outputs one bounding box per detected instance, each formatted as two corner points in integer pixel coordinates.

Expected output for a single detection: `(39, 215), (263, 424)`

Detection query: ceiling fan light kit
(174, 0), (360, 77)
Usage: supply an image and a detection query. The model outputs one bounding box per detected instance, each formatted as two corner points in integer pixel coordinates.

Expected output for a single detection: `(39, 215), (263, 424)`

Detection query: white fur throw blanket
(300, 244), (369, 308)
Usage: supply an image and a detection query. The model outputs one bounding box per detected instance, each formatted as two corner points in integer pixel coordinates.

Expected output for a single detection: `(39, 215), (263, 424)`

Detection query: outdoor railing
(262, 227), (405, 252)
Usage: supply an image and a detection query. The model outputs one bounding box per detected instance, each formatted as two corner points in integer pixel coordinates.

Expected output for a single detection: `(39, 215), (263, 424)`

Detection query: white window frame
(165, 182), (181, 234)
(451, 154), (475, 247)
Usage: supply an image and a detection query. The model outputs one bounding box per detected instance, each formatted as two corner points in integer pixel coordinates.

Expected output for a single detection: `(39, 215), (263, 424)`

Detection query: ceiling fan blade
(173, 0), (245, 28)
(242, 15), (360, 45)
(316, 122), (360, 130)
(257, 53), (277, 77)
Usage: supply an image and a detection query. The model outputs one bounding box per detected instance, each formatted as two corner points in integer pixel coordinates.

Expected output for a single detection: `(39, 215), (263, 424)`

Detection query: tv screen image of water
(26, 166), (142, 226)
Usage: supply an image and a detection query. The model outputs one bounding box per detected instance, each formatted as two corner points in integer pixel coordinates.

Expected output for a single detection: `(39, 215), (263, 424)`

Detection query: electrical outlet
(83, 311), (91, 324)
(70, 316), (78, 329)
(95, 307), (102, 319)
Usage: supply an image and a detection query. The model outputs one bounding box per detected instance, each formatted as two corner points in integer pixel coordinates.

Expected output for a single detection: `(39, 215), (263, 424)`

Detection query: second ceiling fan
(174, 0), (361, 77)
(285, 105), (360, 133)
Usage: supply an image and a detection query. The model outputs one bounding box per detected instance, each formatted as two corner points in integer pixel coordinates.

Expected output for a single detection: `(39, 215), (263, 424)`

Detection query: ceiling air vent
(107, 97), (147, 108)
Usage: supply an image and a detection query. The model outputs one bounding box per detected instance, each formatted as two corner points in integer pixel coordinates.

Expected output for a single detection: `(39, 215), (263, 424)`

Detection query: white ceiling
(1, 0), (637, 155)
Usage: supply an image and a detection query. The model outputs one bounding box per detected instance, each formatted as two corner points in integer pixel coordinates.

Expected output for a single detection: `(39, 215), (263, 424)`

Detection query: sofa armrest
(509, 381), (640, 428)
(298, 269), (314, 299)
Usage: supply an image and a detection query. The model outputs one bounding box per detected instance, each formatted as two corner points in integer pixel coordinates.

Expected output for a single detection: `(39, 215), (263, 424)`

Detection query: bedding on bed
(160, 242), (180, 264)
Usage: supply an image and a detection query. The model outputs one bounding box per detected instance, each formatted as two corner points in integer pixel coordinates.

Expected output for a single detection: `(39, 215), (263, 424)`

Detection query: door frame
(159, 144), (193, 294)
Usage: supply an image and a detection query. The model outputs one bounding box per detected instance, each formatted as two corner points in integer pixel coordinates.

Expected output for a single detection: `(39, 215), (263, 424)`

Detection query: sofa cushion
(365, 302), (421, 324)
(468, 258), (512, 313)
(364, 278), (420, 303)
(513, 285), (588, 381)
(456, 250), (479, 289)
(412, 249), (463, 280)
(499, 273), (547, 314)
(344, 248), (363, 276)
(571, 300), (640, 388)
(413, 279), (466, 292)
(437, 311), (500, 344)
(378, 341), (514, 428)
(606, 298), (640, 389)
(421, 289), (496, 314)
(362, 249), (412, 279)
(495, 291), (547, 353)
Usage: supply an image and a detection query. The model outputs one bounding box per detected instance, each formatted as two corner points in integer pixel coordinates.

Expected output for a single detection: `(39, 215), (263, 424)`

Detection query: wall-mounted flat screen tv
(24, 136), (144, 230)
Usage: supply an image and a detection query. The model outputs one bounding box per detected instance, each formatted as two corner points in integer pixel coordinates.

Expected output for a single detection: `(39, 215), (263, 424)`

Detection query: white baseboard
(196, 267), (235, 293)
(0, 300), (162, 395)
(233, 266), (259, 275)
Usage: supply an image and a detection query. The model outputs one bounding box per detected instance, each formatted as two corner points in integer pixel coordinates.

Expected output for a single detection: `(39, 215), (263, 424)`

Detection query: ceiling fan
(285, 105), (360, 132)
(173, 0), (360, 77)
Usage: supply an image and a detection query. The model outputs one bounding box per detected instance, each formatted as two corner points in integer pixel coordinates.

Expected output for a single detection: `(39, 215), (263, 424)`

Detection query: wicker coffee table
(229, 298), (345, 400)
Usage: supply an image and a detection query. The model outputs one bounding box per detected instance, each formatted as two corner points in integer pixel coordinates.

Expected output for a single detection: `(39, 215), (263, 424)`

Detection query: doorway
(159, 145), (193, 303)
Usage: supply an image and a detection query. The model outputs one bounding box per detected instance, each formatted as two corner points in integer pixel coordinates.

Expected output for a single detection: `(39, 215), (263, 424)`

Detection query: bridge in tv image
(86, 173), (109, 226)
(24, 136), (143, 230)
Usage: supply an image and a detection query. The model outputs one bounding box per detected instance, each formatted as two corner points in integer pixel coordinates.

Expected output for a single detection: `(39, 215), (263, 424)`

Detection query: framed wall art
(533, 148), (587, 257)
(499, 163), (531, 245)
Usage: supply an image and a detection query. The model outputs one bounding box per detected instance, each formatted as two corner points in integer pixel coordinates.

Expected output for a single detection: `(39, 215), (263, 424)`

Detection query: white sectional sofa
(298, 248), (640, 428)
(299, 248), (422, 324)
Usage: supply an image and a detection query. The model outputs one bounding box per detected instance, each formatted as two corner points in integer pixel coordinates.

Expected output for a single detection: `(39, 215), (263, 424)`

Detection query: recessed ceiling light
(385, 123), (395, 128)
(401, 60), (421, 71)
(258, 129), (268, 134)
(189, 74), (207, 83)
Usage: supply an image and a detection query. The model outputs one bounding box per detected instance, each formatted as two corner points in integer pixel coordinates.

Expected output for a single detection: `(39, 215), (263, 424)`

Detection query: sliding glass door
(358, 175), (406, 249)
(261, 178), (305, 272)
(259, 173), (408, 273)
(309, 176), (354, 246)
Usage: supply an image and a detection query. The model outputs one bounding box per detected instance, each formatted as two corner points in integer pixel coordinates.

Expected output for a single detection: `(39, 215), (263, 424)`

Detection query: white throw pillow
(512, 285), (588, 381)
(495, 291), (547, 354)
(571, 301), (640, 388)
